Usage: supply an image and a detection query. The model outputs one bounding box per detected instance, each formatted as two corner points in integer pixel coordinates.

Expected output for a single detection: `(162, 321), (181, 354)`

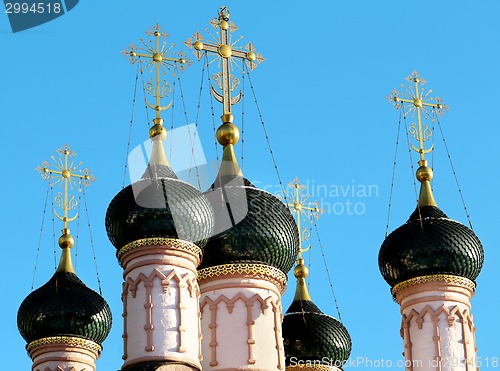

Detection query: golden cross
(387, 70), (449, 161)
(36, 144), (95, 230)
(123, 24), (191, 124)
(185, 6), (264, 122)
(284, 177), (324, 260)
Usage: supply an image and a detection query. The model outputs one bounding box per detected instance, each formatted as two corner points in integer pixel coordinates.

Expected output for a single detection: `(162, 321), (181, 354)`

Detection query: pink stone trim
(200, 292), (274, 367)
(272, 300), (285, 370)
(124, 268), (197, 354)
(123, 256), (198, 277)
(402, 304), (477, 370)
(122, 281), (129, 360)
(200, 278), (282, 298)
(122, 355), (201, 370)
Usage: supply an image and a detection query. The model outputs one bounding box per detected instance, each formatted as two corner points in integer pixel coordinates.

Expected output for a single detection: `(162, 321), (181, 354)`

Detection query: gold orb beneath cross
(218, 44), (232, 58)
(216, 123), (240, 145)
(416, 165), (433, 182)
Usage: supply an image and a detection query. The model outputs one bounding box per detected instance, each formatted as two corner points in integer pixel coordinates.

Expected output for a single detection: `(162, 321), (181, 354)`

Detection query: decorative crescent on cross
(387, 70), (449, 161)
(185, 6), (265, 118)
(36, 144), (95, 230)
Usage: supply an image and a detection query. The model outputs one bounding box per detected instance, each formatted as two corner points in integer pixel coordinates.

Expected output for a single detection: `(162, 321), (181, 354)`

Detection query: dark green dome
(199, 177), (299, 274)
(17, 271), (112, 345)
(283, 299), (351, 367)
(379, 206), (484, 288)
(106, 165), (213, 250)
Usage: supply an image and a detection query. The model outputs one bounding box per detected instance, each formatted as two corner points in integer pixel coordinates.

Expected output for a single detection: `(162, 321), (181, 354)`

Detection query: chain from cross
(185, 6), (264, 121)
(36, 144), (95, 230)
(123, 24), (191, 123)
(387, 70), (449, 161)
(284, 177), (324, 259)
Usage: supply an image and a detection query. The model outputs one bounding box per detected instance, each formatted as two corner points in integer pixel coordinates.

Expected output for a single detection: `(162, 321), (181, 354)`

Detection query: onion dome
(198, 120), (299, 273)
(105, 121), (213, 250)
(282, 260), (352, 368)
(17, 229), (112, 347)
(379, 161), (484, 288)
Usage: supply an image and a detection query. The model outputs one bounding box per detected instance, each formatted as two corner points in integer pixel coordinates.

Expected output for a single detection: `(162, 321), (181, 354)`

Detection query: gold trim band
(392, 274), (476, 295)
(287, 364), (339, 371)
(27, 336), (102, 354)
(117, 237), (203, 260)
(198, 263), (287, 289)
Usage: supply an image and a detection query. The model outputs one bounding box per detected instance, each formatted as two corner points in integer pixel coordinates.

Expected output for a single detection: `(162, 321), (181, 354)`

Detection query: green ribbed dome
(283, 299), (352, 367)
(106, 164), (214, 250)
(199, 177), (299, 273)
(17, 271), (112, 346)
(379, 206), (484, 288)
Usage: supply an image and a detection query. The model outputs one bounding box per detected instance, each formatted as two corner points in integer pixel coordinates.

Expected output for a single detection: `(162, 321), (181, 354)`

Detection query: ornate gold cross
(123, 24), (191, 124)
(387, 70), (448, 161)
(284, 177), (324, 259)
(185, 6), (264, 122)
(36, 144), (94, 230)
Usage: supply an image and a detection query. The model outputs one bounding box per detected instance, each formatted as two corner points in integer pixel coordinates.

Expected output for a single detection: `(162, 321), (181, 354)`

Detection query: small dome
(283, 299), (352, 367)
(199, 177), (299, 273)
(379, 206), (484, 288)
(106, 165), (213, 250)
(17, 271), (112, 345)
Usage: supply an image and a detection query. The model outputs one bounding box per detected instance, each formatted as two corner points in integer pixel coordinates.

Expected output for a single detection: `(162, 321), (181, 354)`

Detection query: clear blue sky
(2, 1), (499, 369)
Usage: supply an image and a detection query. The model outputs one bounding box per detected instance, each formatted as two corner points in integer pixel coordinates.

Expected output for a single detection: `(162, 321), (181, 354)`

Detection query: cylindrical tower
(380, 72), (484, 371)
(198, 117), (299, 371)
(106, 126), (213, 370)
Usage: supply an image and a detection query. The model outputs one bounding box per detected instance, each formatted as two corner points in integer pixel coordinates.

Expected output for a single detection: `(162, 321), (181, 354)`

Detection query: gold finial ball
(58, 233), (74, 249)
(294, 263), (309, 279)
(130, 51), (137, 57)
(153, 53), (163, 62)
(150, 124), (167, 141)
(216, 123), (240, 145)
(414, 98), (423, 107)
(220, 20), (229, 30)
(154, 30), (160, 37)
(414, 77), (419, 83)
(179, 58), (185, 64)
(246, 51), (256, 61)
(416, 165), (433, 182)
(194, 40), (204, 51)
(62, 170), (70, 178)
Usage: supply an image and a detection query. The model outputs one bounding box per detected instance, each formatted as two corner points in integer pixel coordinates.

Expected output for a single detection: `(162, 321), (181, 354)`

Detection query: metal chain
(31, 183), (51, 291)
(385, 109), (403, 237)
(402, 112), (423, 227)
(50, 184), (57, 270)
(241, 67), (245, 171)
(205, 53), (219, 164)
(122, 64), (140, 189)
(313, 220), (343, 322)
(82, 187), (103, 295)
(176, 69), (202, 189)
(435, 112), (474, 230)
(245, 64), (288, 204)
(74, 192), (82, 269)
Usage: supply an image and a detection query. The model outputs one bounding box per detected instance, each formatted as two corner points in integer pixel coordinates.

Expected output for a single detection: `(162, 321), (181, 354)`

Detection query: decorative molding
(117, 237), (202, 261)
(122, 281), (129, 360)
(392, 274), (475, 296)
(36, 367), (83, 371)
(198, 263), (287, 293)
(27, 337), (101, 354)
(286, 364), (340, 371)
(123, 267), (198, 354)
(200, 292), (275, 367)
(271, 300), (285, 370)
(401, 304), (476, 370)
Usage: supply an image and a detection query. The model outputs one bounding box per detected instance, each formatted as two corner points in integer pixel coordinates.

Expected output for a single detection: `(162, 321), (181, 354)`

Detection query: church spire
(123, 24), (189, 168)
(185, 6), (265, 180)
(387, 70), (448, 207)
(36, 144), (95, 273)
